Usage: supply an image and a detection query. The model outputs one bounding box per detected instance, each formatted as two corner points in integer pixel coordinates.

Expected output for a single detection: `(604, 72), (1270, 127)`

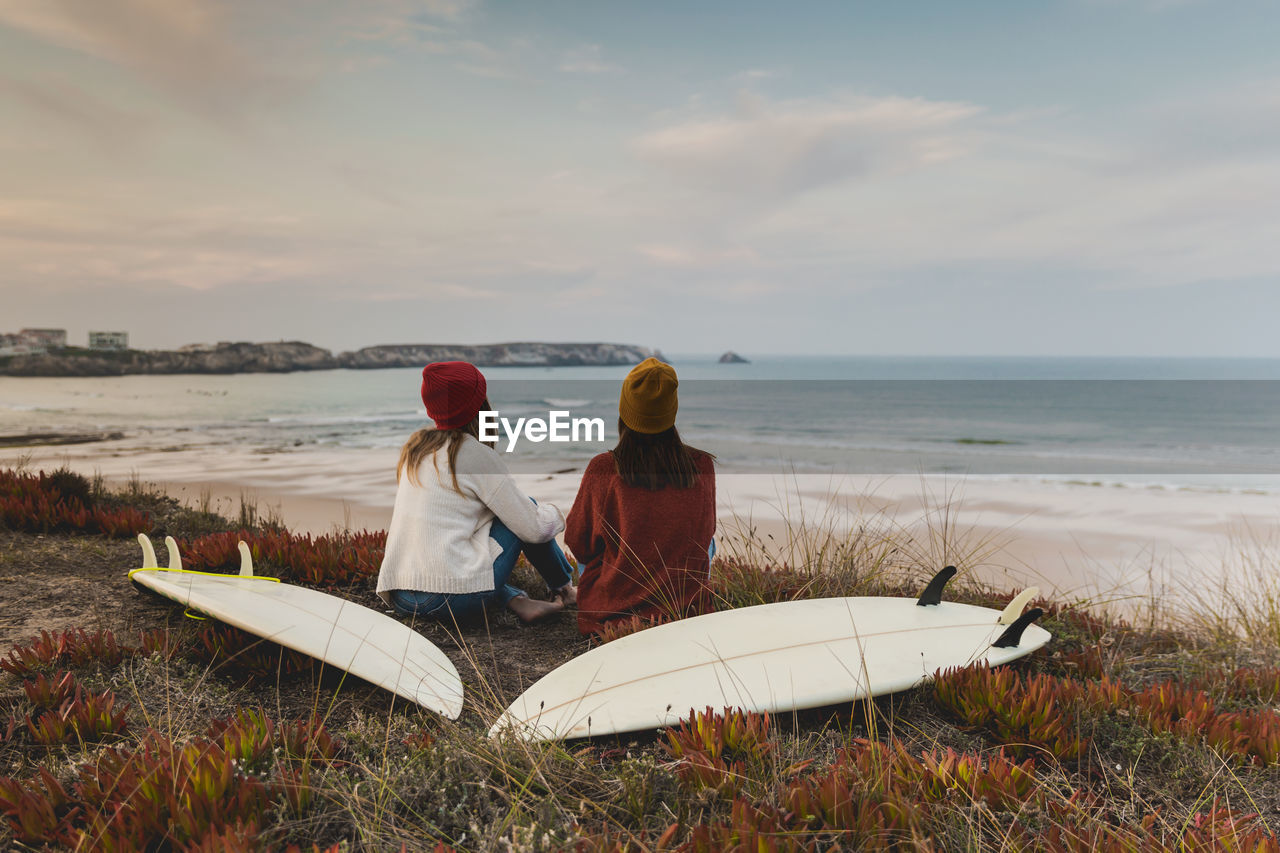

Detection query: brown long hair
(397, 398), (492, 493)
(611, 420), (710, 490)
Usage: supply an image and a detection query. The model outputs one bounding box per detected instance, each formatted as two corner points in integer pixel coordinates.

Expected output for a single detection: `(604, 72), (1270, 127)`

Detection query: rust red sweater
(566, 449), (716, 635)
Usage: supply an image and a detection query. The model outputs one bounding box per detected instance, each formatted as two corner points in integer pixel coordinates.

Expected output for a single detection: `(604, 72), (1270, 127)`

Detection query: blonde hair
(397, 400), (490, 493)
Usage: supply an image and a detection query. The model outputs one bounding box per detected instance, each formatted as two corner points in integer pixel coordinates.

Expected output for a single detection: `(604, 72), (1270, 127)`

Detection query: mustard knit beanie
(619, 357), (678, 434)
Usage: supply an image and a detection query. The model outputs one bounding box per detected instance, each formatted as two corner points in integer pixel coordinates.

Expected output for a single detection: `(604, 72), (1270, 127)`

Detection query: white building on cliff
(88, 331), (129, 350)
(0, 328), (67, 355)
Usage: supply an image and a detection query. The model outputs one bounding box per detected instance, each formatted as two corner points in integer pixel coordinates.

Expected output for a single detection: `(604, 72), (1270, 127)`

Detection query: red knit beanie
(420, 361), (487, 430)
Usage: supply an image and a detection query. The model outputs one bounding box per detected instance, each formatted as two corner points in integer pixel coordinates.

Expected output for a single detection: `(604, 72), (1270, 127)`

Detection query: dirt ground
(0, 529), (594, 732)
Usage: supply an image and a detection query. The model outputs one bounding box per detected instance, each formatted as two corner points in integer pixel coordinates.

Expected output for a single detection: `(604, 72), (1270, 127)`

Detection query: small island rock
(718, 351), (750, 364)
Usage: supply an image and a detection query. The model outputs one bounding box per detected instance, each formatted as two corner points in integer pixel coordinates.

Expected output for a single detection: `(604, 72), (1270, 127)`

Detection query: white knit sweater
(375, 434), (565, 605)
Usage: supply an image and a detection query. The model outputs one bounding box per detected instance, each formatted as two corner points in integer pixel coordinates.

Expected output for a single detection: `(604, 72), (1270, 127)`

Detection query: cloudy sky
(2, 0), (1278, 356)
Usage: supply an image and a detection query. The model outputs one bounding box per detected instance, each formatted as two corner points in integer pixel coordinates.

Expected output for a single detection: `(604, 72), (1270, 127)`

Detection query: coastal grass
(2, 468), (1280, 850)
(1177, 525), (1280, 651)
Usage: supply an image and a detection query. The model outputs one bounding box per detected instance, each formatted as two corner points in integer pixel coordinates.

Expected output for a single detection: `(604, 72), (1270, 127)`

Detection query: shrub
(933, 666), (1089, 760)
(276, 714), (340, 763)
(22, 670), (79, 710)
(0, 469), (150, 537)
(1014, 800), (1280, 851)
(686, 798), (814, 852)
(194, 623), (316, 680)
(0, 713), (341, 850)
(1203, 710), (1280, 766)
(205, 709), (277, 773)
(73, 730), (275, 848)
(595, 614), (672, 644)
(135, 627), (180, 660)
(709, 558), (811, 608)
(937, 662), (1280, 768)
(1213, 666), (1280, 705)
(178, 528), (387, 588)
(1129, 681), (1215, 736)
(44, 468), (93, 506)
(665, 707), (775, 765)
(663, 707), (775, 796)
(783, 745), (926, 847)
(909, 746), (1038, 810)
(0, 768), (75, 846)
(1, 628), (128, 676)
(26, 686), (129, 745)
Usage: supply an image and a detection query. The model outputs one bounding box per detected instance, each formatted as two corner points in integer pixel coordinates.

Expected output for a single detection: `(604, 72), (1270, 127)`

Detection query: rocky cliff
(338, 342), (659, 369)
(0, 342), (336, 377)
(0, 341), (658, 377)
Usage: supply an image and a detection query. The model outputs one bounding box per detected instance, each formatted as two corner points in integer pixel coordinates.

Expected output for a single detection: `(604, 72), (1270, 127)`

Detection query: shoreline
(5, 441), (1278, 612)
(0, 430), (125, 447)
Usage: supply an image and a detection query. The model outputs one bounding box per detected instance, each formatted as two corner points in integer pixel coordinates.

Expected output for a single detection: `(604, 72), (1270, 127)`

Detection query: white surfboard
(130, 534), (463, 718)
(490, 568), (1049, 741)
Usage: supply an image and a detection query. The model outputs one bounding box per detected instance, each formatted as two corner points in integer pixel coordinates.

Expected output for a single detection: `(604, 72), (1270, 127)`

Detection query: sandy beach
(5, 438), (1277, 614)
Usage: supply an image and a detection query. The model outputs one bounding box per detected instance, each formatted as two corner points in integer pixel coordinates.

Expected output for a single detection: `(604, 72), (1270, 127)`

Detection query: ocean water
(3, 356), (1280, 494)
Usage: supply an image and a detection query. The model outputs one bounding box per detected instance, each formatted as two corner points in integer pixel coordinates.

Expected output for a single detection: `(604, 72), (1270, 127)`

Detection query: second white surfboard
(491, 587), (1049, 741)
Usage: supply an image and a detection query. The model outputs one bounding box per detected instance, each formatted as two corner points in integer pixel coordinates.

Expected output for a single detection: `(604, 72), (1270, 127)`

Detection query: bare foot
(508, 594), (563, 624)
(554, 583), (578, 608)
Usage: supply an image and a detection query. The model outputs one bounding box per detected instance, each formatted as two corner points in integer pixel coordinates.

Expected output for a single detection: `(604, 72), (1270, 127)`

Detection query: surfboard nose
(440, 691), (464, 720)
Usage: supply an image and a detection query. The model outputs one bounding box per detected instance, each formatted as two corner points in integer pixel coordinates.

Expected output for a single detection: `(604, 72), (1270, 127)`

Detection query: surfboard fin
(138, 534), (158, 569)
(238, 541), (254, 577)
(992, 607), (1044, 648)
(998, 587), (1040, 625)
(164, 536), (182, 572)
(916, 566), (957, 607)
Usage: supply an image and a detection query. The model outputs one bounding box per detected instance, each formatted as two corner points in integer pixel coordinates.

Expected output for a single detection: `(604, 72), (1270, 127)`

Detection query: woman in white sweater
(376, 361), (577, 624)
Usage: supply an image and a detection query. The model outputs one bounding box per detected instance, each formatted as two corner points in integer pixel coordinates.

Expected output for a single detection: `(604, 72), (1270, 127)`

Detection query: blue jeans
(389, 516), (574, 622)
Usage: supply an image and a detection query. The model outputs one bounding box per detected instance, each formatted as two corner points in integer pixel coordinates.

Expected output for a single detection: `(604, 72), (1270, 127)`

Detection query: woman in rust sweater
(566, 358), (716, 635)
